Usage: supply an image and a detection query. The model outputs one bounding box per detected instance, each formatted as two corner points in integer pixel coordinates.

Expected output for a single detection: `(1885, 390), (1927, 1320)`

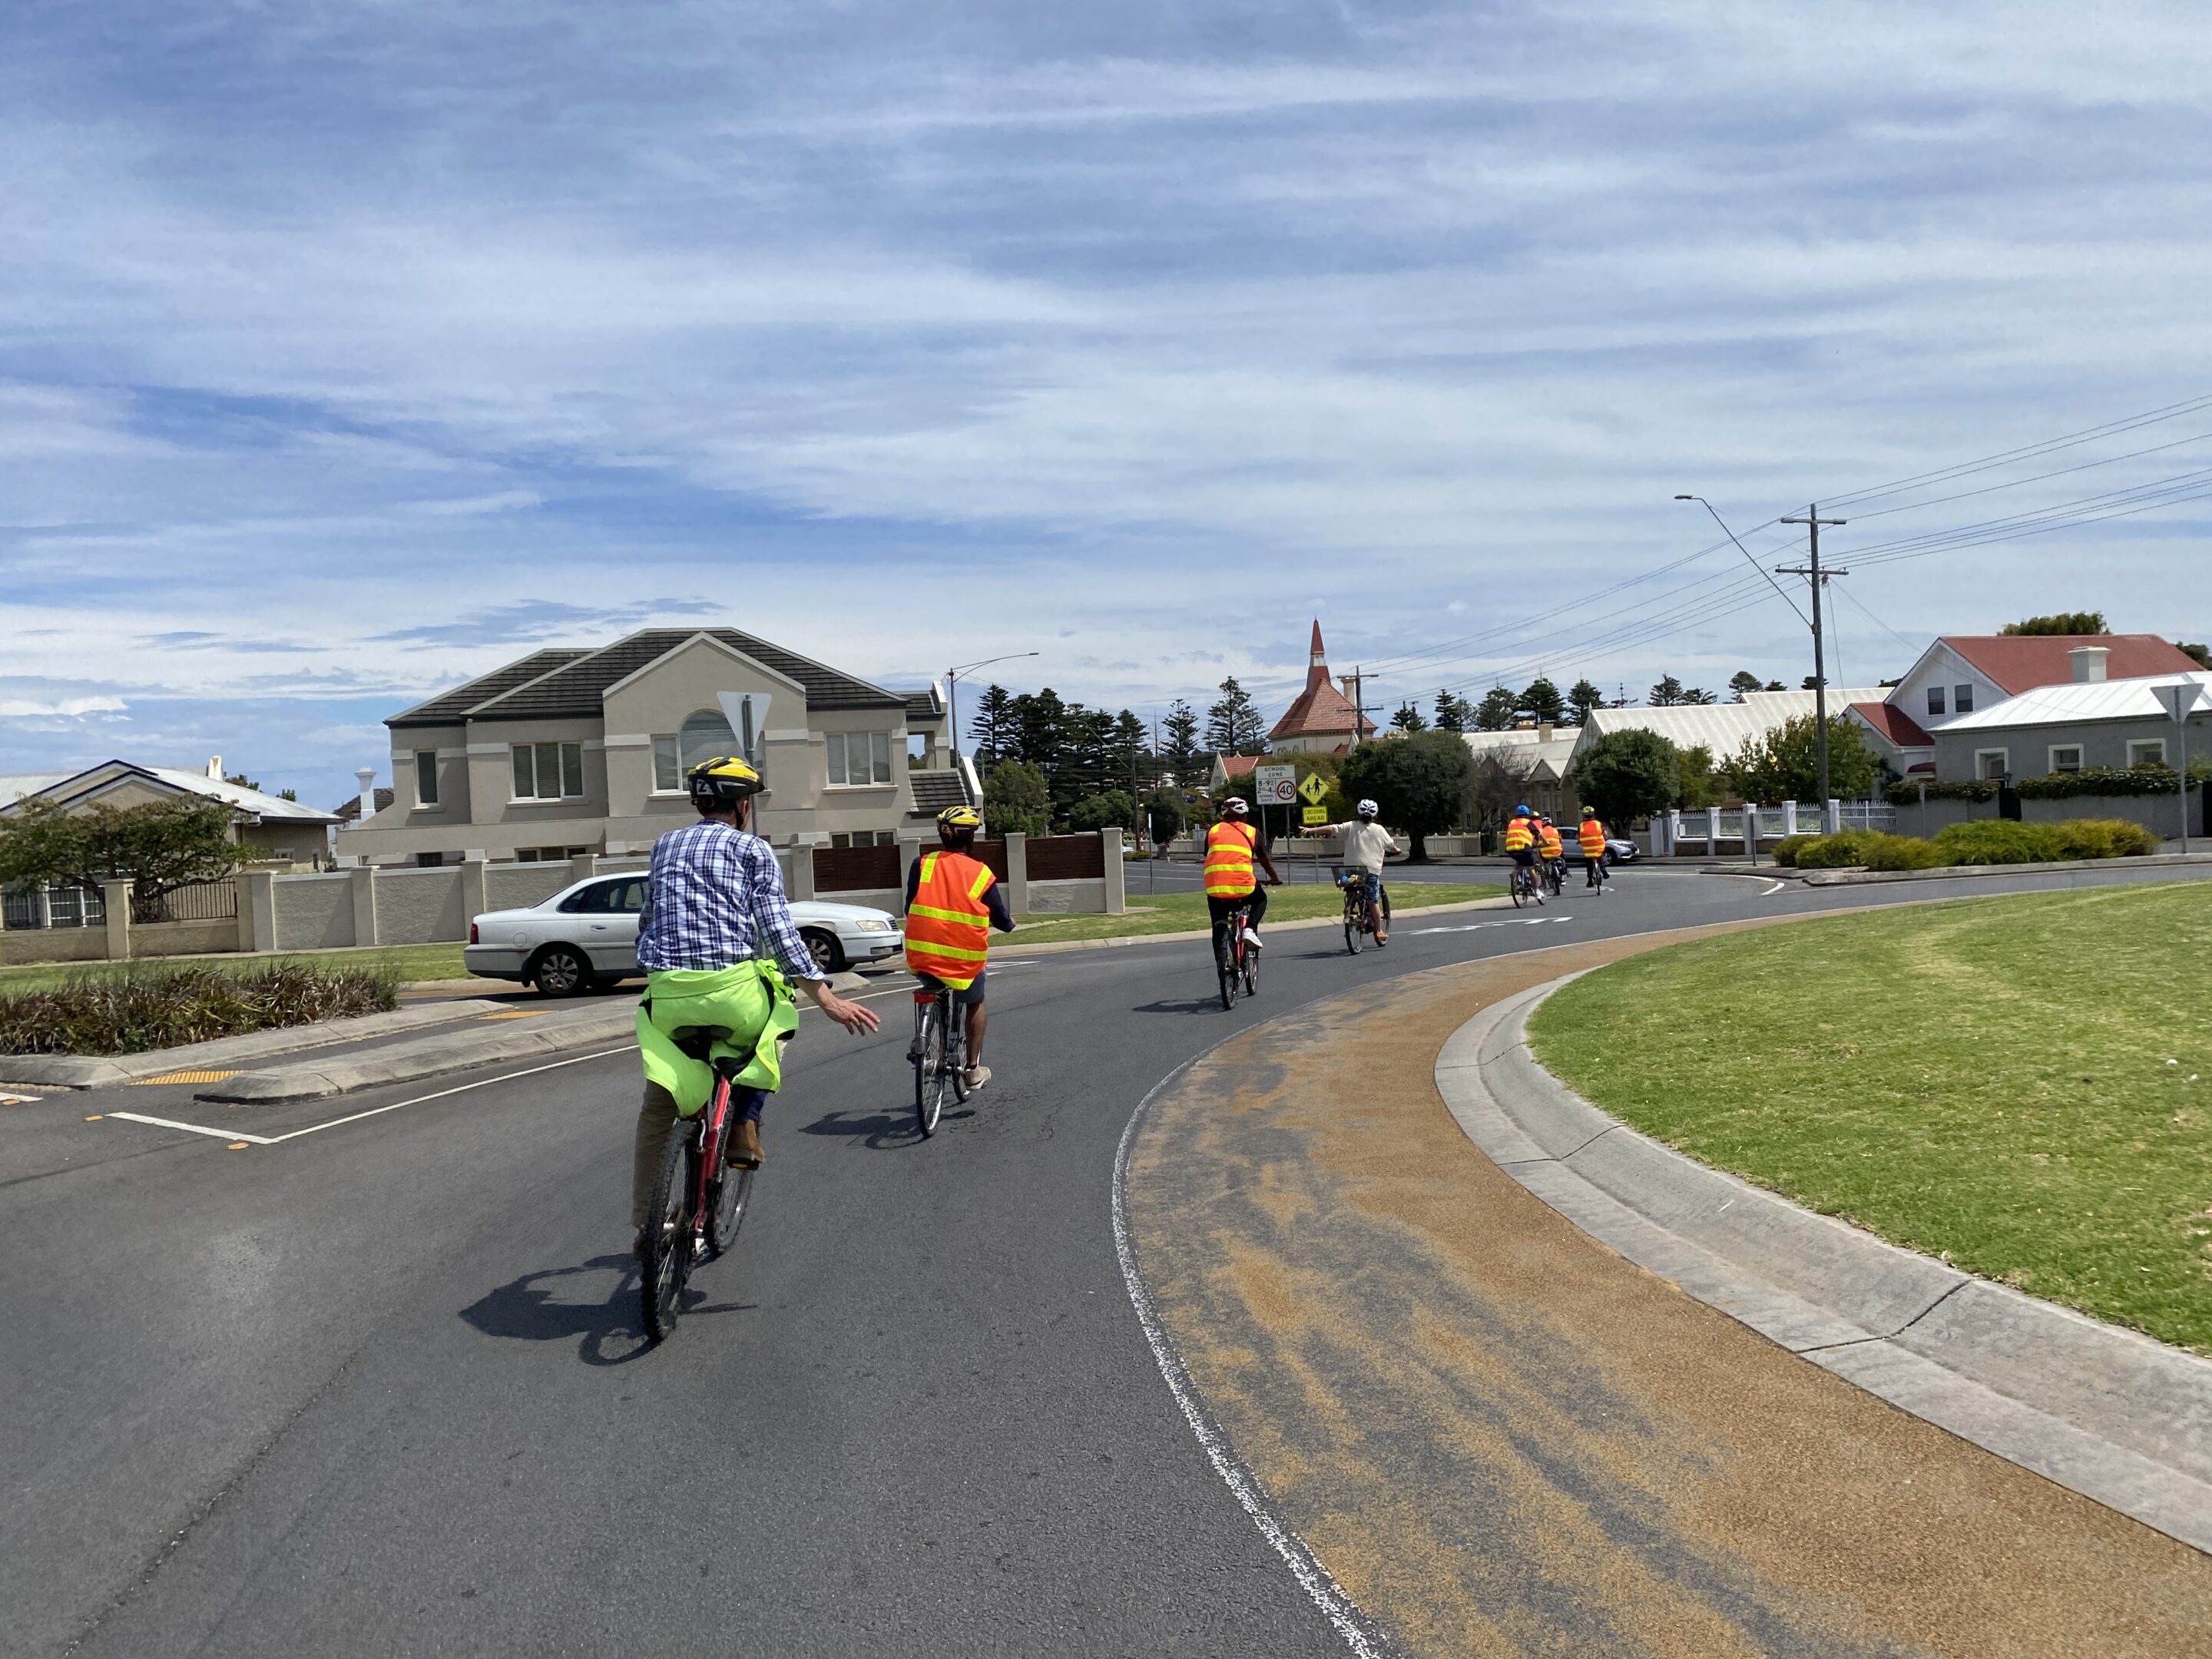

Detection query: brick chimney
(2068, 646), (2109, 683)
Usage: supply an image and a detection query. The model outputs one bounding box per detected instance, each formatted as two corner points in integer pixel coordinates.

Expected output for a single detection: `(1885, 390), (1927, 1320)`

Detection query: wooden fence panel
(813, 843), (901, 893)
(1025, 833), (1104, 881)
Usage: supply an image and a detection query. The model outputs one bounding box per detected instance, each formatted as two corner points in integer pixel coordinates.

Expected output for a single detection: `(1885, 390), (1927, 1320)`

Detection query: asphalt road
(5, 861), (2206, 1657)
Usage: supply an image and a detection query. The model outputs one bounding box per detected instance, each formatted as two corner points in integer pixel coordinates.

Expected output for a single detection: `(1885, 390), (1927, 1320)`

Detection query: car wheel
(530, 945), (592, 998)
(800, 927), (846, 974)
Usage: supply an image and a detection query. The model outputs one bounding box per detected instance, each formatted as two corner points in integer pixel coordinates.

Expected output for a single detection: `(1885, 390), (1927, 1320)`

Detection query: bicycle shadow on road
(459, 1254), (756, 1366)
(1130, 996), (1243, 1016)
(796, 1105), (974, 1149)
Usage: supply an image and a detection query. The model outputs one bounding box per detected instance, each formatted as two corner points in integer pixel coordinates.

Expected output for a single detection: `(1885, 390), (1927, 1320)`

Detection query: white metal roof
(1573, 689), (1889, 763)
(1462, 727), (1581, 780)
(0, 773), (72, 807)
(1933, 670), (2212, 732)
(0, 762), (339, 822)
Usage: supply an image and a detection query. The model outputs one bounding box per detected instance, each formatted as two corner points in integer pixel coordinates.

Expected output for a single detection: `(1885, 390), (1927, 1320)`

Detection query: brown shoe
(727, 1118), (764, 1169)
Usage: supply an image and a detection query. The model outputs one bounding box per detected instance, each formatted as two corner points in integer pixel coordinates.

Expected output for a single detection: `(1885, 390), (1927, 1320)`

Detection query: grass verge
(1527, 882), (2212, 1355)
(0, 943), (466, 997)
(1010, 882), (1504, 942)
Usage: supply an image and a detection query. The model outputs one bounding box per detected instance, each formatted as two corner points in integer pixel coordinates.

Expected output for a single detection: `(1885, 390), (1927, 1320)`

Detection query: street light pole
(1780, 505), (1849, 817)
(945, 651), (1040, 765)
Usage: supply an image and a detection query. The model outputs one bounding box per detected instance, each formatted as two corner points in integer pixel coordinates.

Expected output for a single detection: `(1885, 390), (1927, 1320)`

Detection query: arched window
(678, 708), (740, 772)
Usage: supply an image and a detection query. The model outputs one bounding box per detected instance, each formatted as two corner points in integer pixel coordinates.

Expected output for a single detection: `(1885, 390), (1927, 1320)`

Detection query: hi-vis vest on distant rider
(1537, 821), (1564, 859)
(905, 850), (997, 990)
(1203, 820), (1260, 899)
(1504, 816), (1535, 853)
(1578, 816), (1608, 858)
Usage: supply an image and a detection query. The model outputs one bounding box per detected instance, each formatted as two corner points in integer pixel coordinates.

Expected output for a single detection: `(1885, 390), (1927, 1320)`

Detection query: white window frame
(2048, 745), (2083, 774)
(2128, 737), (2167, 767)
(826, 730), (894, 787)
(1953, 683), (1975, 714)
(1926, 685), (1946, 717)
(414, 749), (440, 808)
(650, 735), (682, 794)
(1975, 747), (2009, 780)
(511, 741), (585, 803)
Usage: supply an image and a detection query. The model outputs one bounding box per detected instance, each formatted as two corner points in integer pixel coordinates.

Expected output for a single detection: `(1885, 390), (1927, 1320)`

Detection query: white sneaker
(1241, 926), (1263, 949)
(962, 1065), (992, 1091)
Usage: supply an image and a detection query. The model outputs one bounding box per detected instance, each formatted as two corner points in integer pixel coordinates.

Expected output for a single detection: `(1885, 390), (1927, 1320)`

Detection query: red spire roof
(1270, 620), (1377, 741)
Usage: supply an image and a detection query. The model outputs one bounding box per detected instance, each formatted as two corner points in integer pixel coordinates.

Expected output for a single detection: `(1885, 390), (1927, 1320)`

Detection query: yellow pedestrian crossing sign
(1296, 773), (1328, 805)
(1302, 805), (1328, 825)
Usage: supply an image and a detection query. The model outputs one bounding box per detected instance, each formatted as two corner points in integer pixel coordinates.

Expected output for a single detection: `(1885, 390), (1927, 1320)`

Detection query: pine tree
(1161, 700), (1202, 786)
(1389, 702), (1428, 733)
(1473, 686), (1518, 730)
(1727, 671), (1763, 703)
(1681, 687), (1717, 705)
(1009, 689), (1069, 786)
(1520, 677), (1565, 724)
(1433, 689), (1471, 732)
(1110, 709), (1150, 791)
(1567, 678), (1605, 726)
(1206, 677), (1265, 755)
(1648, 674), (1687, 707)
(966, 683), (1017, 766)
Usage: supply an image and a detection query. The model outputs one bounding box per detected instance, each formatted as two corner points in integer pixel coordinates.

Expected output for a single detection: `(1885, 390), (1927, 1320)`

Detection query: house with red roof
(1849, 633), (2204, 779)
(1267, 621), (1377, 756)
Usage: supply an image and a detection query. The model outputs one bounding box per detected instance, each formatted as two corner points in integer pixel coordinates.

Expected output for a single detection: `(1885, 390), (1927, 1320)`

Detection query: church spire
(1306, 619), (1329, 693)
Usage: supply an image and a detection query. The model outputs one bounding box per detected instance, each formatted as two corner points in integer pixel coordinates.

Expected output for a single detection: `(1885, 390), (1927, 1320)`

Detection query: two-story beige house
(337, 628), (972, 866)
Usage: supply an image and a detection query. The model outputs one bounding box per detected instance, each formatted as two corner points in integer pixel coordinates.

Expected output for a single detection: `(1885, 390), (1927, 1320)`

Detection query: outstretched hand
(810, 982), (882, 1035)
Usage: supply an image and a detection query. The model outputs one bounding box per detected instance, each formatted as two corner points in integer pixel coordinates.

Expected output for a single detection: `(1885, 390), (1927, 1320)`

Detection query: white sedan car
(464, 873), (905, 997)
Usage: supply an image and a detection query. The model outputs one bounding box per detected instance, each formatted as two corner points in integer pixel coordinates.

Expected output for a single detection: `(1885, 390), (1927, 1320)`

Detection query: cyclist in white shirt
(1306, 797), (1395, 945)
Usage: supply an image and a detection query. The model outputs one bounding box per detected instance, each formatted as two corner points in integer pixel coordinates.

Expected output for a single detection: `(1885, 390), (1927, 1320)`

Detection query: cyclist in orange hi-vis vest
(1578, 806), (1611, 889)
(904, 804), (1015, 1091)
(1203, 797), (1283, 950)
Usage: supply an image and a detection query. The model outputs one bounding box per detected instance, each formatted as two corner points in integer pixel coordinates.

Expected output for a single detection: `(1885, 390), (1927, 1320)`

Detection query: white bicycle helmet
(1356, 798), (1379, 820)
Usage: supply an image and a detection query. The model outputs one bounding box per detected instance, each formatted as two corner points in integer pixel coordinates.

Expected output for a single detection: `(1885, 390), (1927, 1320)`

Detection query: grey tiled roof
(907, 770), (974, 816)
(902, 689), (944, 722)
(387, 649), (591, 730)
(386, 629), (906, 728)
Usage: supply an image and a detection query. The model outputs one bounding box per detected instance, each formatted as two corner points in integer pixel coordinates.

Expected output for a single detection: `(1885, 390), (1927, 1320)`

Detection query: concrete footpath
(1440, 977), (2212, 1555)
(1121, 935), (2212, 1657)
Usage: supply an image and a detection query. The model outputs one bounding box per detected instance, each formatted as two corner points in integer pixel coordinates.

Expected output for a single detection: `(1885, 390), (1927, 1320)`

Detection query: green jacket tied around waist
(634, 961), (800, 1116)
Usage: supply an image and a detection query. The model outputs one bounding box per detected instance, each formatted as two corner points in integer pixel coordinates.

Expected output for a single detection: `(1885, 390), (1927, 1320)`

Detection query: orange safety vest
(1578, 817), (1608, 857)
(904, 850), (997, 990)
(1504, 816), (1535, 853)
(1537, 823), (1564, 859)
(1203, 820), (1260, 899)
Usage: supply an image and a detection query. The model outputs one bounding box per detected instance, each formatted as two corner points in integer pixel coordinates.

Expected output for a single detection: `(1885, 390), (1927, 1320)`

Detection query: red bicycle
(639, 1053), (757, 1343)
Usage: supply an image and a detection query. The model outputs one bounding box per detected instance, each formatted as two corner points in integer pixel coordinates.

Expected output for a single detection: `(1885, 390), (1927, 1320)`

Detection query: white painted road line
(1409, 916), (1578, 936)
(1763, 879), (1787, 896)
(104, 1046), (639, 1149)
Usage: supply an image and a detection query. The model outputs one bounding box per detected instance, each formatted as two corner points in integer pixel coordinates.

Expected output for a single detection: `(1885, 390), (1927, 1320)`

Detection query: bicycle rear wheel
(914, 998), (950, 1137)
(640, 1122), (697, 1342)
(1216, 926), (1238, 1010)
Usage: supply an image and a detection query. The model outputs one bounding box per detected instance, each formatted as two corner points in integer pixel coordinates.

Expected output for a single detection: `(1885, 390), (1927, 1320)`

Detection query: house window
(515, 845), (591, 863)
(414, 750), (439, 807)
(2128, 738), (2167, 767)
(1926, 686), (1946, 717)
(826, 731), (892, 786)
(1975, 749), (2009, 780)
(829, 830), (896, 848)
(1954, 684), (1974, 714)
(512, 741), (584, 801)
(678, 708), (740, 772)
(2049, 746), (2083, 773)
(651, 736), (681, 793)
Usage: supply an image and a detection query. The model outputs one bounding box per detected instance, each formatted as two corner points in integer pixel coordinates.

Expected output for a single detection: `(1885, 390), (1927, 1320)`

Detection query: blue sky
(5, 0), (2209, 805)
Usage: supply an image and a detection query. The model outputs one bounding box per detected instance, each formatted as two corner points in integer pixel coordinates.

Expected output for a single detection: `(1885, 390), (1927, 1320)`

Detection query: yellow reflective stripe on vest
(908, 902), (989, 929)
(913, 939), (988, 962)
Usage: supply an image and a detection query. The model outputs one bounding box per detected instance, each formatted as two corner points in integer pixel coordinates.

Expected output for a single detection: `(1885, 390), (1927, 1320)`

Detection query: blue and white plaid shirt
(636, 820), (821, 979)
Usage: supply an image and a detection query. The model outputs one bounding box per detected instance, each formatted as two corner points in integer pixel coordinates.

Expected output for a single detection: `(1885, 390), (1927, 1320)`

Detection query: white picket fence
(1654, 800), (1893, 855)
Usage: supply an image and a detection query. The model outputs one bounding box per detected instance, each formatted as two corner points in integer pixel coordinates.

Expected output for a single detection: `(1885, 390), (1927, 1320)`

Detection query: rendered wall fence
(373, 866), (467, 946)
(274, 874), (355, 951)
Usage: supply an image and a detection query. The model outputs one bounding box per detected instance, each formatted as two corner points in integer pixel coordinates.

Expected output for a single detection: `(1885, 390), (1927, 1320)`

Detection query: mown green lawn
(0, 943), (469, 996)
(1528, 882), (2212, 1354)
(1009, 883), (1504, 942)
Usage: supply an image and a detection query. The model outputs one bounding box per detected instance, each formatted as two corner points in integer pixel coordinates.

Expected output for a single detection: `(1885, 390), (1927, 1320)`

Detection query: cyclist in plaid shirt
(629, 757), (876, 1246)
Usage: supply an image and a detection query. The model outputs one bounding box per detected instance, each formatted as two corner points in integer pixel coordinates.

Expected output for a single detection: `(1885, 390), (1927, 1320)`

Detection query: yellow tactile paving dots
(1123, 934), (2212, 1659)
(126, 1070), (239, 1087)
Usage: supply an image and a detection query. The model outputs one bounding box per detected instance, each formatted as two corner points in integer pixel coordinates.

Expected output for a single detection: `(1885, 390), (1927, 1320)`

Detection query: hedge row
(1772, 817), (2161, 871)
(1887, 760), (2210, 804)
(0, 962), (398, 1057)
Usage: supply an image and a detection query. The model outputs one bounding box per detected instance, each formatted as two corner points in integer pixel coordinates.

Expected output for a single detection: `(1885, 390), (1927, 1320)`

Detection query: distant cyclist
(1578, 807), (1611, 889)
(1536, 813), (1566, 892)
(1306, 796), (1393, 945)
(1204, 797), (1283, 950)
(905, 804), (1015, 1091)
(1503, 804), (1541, 902)
(630, 756), (879, 1253)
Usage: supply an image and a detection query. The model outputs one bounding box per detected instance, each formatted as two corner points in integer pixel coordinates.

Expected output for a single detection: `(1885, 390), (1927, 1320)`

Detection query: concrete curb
(1698, 850), (2212, 886)
(1435, 976), (2212, 1555)
(197, 1001), (641, 1103)
(0, 998), (512, 1089)
(995, 895), (1513, 959)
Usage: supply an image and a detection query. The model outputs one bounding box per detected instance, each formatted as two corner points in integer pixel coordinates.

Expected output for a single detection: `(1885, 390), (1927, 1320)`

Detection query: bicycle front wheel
(1510, 870), (1527, 909)
(914, 1000), (949, 1137)
(1217, 929), (1238, 1010)
(640, 1123), (697, 1343)
(706, 1158), (754, 1257)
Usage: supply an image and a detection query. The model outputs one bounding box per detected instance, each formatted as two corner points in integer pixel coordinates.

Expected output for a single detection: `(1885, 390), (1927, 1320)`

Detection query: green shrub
(0, 962), (398, 1057)
(1885, 777), (1998, 806)
(1859, 833), (1946, 870)
(1770, 834), (1816, 868)
(1792, 830), (1878, 869)
(1932, 820), (2065, 865)
(2045, 817), (2161, 859)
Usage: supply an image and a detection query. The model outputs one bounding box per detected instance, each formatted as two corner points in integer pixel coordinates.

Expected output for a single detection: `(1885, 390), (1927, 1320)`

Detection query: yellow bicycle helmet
(687, 755), (764, 810)
(937, 804), (983, 833)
